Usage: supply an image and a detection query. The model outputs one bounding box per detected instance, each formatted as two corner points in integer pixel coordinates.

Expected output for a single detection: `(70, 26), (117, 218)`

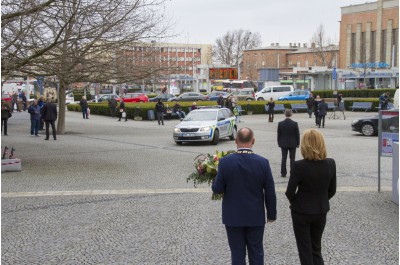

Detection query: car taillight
(252, 92), (255, 97)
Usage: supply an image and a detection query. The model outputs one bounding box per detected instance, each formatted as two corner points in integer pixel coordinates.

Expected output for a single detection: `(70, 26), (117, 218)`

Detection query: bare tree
(214, 29), (262, 66)
(310, 24), (335, 66)
(4, 0), (171, 134)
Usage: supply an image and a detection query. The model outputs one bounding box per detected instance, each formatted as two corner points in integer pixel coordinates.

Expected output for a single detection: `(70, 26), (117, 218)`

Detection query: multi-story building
(339, 0), (398, 88)
(242, 43), (339, 90)
(113, 42), (212, 93)
(242, 0), (398, 90)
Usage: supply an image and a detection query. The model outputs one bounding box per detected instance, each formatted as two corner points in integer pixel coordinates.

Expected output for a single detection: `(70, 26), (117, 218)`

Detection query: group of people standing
(212, 126), (336, 265)
(28, 97), (57, 140)
(306, 93), (329, 128)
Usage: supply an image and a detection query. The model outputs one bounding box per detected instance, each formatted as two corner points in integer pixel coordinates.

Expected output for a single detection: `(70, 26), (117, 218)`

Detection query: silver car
(173, 107), (237, 145)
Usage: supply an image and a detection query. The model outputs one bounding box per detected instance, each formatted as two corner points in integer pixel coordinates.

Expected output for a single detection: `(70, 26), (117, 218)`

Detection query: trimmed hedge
(312, 88), (396, 99)
(68, 97), (382, 120)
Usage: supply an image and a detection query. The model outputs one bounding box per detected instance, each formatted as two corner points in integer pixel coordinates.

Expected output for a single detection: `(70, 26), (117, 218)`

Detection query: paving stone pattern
(1, 110), (398, 264)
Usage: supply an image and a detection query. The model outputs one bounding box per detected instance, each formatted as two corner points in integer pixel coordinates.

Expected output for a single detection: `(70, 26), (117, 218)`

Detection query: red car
(122, 93), (149, 103)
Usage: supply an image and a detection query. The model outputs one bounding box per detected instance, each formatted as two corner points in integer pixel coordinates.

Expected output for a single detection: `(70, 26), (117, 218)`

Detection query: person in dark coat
(155, 99), (165, 125)
(21, 91), (27, 111)
(317, 98), (328, 128)
(212, 127), (277, 265)
(1, 101), (11, 136)
(41, 99), (57, 140)
(217, 94), (225, 107)
(313, 95), (322, 126)
(277, 109), (300, 178)
(38, 95), (45, 130)
(79, 96), (89, 119)
(266, 97), (275, 122)
(28, 99), (41, 136)
(108, 96), (117, 118)
(306, 93), (314, 118)
(286, 129), (336, 265)
(118, 98), (127, 122)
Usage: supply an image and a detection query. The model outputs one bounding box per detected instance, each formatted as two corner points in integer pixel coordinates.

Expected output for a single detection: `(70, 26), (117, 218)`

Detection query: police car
(173, 107), (237, 145)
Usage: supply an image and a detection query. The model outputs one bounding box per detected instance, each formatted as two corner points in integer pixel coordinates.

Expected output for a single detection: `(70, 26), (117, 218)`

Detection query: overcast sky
(163, 0), (368, 47)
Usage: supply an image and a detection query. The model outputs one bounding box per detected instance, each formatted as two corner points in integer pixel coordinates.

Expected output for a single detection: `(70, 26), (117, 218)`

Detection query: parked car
(149, 93), (177, 102)
(173, 107), (237, 145)
(170, 92), (209, 102)
(91, 94), (120, 103)
(207, 91), (229, 101)
(278, 90), (311, 101)
(2, 93), (12, 104)
(255, 85), (295, 100)
(229, 88), (255, 101)
(123, 93), (148, 103)
(351, 114), (399, 136)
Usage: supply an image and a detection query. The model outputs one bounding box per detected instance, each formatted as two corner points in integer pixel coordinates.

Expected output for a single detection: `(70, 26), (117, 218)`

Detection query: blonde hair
(301, 129), (327, 161)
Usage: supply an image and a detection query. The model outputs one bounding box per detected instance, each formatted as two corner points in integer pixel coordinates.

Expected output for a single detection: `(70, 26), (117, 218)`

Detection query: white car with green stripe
(173, 107), (237, 145)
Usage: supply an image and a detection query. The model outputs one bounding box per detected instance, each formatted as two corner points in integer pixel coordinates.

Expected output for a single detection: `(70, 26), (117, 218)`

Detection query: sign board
(380, 111), (399, 157)
(332, 67), (337, 80)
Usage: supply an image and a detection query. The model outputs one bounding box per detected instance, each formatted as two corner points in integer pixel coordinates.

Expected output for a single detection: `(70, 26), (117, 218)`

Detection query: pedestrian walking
(38, 95), (45, 130)
(28, 100), (41, 137)
(41, 99), (58, 140)
(108, 96), (117, 118)
(79, 96), (89, 119)
(11, 92), (20, 112)
(118, 98), (127, 122)
(285, 129), (336, 265)
(212, 127), (277, 265)
(155, 99), (165, 125)
(1, 101), (11, 136)
(217, 94), (224, 107)
(277, 109), (300, 178)
(22, 91), (27, 111)
(306, 92), (314, 118)
(317, 98), (328, 128)
(266, 97), (275, 122)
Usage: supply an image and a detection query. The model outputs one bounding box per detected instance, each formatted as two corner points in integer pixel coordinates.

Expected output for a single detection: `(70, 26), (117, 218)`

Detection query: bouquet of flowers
(187, 150), (235, 200)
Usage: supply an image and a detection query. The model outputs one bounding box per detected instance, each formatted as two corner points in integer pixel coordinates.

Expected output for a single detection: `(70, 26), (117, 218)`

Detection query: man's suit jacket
(41, 102), (57, 121)
(277, 118), (300, 148)
(285, 158), (336, 215)
(212, 151), (277, 227)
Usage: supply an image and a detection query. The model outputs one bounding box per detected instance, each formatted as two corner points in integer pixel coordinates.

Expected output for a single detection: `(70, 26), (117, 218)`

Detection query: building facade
(242, 43), (339, 90)
(339, 0), (399, 88)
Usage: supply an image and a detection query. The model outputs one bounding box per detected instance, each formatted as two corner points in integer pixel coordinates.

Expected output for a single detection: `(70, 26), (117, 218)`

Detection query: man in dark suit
(41, 99), (57, 140)
(317, 98), (328, 128)
(277, 109), (300, 178)
(212, 127), (277, 265)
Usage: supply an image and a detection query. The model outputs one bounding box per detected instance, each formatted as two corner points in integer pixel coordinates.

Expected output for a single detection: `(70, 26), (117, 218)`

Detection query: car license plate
(184, 133), (194, 137)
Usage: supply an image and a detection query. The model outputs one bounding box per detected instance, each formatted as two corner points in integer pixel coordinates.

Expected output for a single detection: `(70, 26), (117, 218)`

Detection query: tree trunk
(57, 81), (66, 134)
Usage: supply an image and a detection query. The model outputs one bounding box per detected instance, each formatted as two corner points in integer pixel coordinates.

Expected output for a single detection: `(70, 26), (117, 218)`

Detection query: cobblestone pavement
(1, 109), (398, 264)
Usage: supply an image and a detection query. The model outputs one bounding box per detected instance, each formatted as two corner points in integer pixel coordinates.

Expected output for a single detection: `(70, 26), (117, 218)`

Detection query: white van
(255, 85), (295, 101)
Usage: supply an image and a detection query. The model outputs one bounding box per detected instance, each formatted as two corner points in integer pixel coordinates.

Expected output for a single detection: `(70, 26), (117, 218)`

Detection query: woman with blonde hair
(285, 128), (336, 265)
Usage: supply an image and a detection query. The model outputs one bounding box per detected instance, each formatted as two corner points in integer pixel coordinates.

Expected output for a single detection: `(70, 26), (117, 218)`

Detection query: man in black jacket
(277, 109), (300, 177)
(41, 99), (58, 140)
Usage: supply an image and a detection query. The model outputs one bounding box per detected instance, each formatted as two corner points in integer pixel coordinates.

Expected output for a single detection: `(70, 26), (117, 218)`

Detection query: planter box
(1, 158), (22, 172)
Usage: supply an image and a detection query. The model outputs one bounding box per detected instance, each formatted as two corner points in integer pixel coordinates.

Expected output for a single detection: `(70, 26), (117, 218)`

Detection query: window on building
(371, 31), (376, 62)
(351, 33), (356, 64)
(297, 61), (301, 67)
(198, 49), (201, 53)
(393, 28), (398, 67)
(361, 32), (366, 62)
(381, 30), (386, 63)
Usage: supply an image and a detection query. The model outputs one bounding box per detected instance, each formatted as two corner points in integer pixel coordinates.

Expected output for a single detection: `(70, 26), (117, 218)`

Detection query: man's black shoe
(44, 138), (49, 140)
(281, 175), (286, 178)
